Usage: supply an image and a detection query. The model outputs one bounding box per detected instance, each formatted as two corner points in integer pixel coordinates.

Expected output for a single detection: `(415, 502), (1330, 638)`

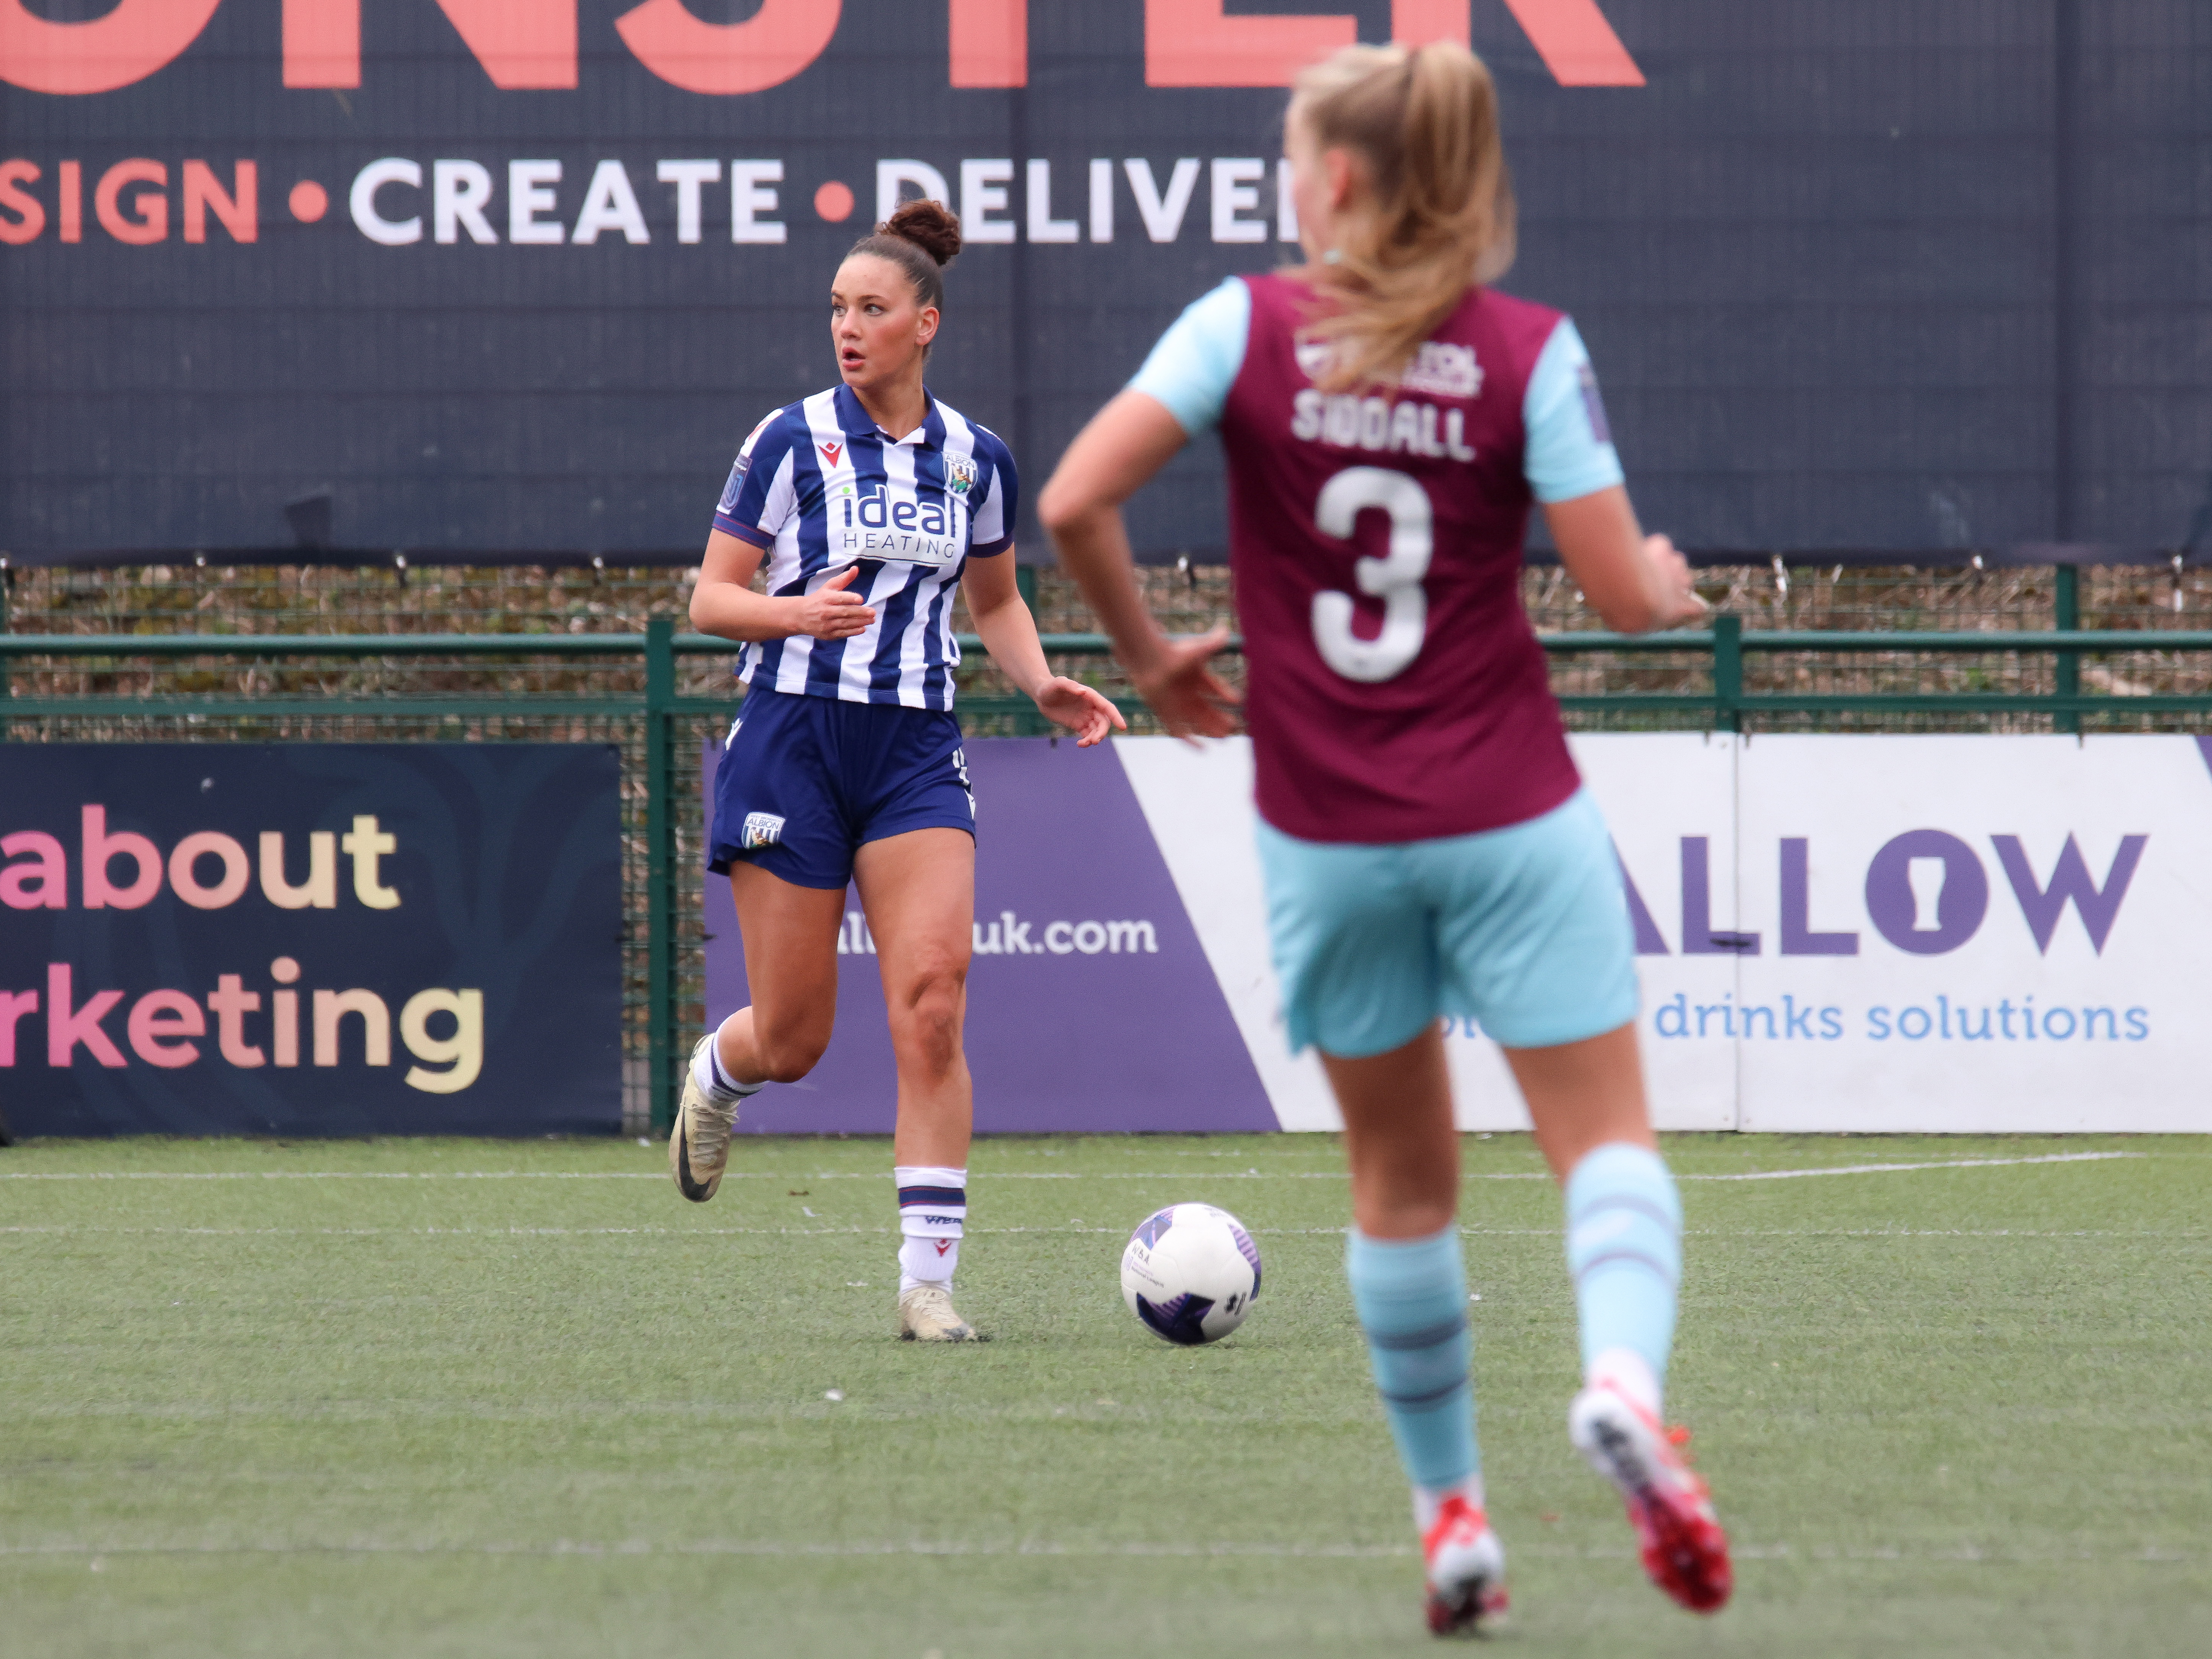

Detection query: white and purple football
(1120, 1203), (1262, 1346)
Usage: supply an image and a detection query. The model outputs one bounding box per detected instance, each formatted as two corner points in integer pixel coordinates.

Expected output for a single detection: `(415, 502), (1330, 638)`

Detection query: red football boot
(1568, 1382), (1733, 1613)
(1422, 1492), (1510, 1636)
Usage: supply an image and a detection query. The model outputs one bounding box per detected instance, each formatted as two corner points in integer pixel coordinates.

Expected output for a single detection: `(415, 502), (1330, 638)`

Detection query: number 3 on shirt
(1310, 467), (1433, 683)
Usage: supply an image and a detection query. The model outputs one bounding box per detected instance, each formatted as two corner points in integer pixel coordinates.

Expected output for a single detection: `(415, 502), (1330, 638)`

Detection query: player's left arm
(963, 551), (1125, 748)
(1525, 319), (1705, 634)
(1546, 489), (1704, 635)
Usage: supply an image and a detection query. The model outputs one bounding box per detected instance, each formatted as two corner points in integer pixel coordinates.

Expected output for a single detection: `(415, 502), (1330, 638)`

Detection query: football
(1119, 1203), (1263, 1345)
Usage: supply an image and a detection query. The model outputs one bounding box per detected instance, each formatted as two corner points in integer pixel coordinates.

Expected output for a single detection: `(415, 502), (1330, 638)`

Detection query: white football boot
(668, 1032), (738, 1203)
(1422, 1492), (1509, 1635)
(1568, 1381), (1733, 1613)
(897, 1283), (984, 1342)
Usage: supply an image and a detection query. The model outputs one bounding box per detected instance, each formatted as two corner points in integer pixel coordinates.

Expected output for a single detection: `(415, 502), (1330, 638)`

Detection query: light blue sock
(1345, 1226), (1478, 1491)
(1564, 1142), (1682, 1388)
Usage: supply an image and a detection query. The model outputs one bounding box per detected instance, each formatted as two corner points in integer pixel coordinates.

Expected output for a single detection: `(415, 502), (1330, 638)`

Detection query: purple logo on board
(1863, 830), (1989, 955)
(1624, 830), (2147, 958)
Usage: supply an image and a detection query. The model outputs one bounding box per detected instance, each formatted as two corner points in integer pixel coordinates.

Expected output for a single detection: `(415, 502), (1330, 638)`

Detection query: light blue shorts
(1256, 787), (1639, 1059)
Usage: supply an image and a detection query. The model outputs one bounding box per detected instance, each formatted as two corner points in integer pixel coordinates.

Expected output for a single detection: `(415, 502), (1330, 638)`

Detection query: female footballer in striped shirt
(676, 200), (1122, 1343)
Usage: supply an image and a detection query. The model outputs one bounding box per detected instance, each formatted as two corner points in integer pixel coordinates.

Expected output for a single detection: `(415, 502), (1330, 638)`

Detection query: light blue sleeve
(1127, 277), (1252, 438)
(1523, 318), (1626, 504)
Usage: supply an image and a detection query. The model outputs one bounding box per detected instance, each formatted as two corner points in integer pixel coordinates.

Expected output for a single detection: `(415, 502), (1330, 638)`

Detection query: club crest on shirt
(1296, 337), (1482, 401)
(1400, 341), (1482, 399)
(741, 812), (785, 850)
(945, 455), (977, 497)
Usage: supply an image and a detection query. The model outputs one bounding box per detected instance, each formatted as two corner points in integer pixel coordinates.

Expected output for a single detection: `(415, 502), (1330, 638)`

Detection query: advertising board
(702, 734), (1279, 1135)
(706, 732), (2211, 1134)
(5, 3), (2205, 562)
(0, 743), (623, 1136)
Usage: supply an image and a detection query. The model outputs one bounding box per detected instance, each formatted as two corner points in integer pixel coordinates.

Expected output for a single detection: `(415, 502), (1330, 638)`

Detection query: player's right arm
(688, 410), (876, 643)
(689, 530), (874, 643)
(1043, 280), (1249, 739)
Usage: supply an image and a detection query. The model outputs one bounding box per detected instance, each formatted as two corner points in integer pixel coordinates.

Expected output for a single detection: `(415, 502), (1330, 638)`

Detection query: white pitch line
(0, 1539), (2193, 1566)
(7, 1222), (2198, 1242)
(1679, 1151), (2141, 1181)
(0, 1171), (673, 1181)
(3, 1539), (1410, 1561)
(0, 1170), (1356, 1181)
(0, 1151), (2142, 1184)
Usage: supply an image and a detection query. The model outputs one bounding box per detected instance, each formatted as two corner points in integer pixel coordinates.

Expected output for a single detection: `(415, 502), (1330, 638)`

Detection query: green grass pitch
(2, 1132), (2205, 1659)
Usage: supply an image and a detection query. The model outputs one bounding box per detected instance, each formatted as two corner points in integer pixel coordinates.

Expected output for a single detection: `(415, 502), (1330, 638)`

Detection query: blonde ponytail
(1288, 41), (1516, 393)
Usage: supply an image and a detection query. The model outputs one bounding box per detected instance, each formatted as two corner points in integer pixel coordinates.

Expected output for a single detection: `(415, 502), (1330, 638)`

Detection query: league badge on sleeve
(730, 410), (777, 482)
(1576, 363), (1614, 445)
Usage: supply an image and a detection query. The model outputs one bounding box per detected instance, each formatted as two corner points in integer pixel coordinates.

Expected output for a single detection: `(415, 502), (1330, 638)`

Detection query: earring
(1321, 247), (1343, 265)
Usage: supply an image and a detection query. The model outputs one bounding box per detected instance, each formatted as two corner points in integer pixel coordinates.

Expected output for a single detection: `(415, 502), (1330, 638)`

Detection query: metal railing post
(2054, 561), (2081, 733)
(1014, 563), (1043, 735)
(644, 617), (678, 1136)
(1711, 613), (1742, 732)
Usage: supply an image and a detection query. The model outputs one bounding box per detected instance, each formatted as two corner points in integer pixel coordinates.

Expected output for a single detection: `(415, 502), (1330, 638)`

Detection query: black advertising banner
(0, 744), (621, 1136)
(1, 3), (2207, 563)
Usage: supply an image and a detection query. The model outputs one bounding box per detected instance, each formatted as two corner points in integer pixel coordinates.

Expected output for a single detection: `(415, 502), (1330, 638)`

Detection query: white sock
(692, 1018), (762, 1105)
(1413, 1473), (1486, 1533)
(895, 1165), (966, 1294)
(1587, 1347), (1662, 1419)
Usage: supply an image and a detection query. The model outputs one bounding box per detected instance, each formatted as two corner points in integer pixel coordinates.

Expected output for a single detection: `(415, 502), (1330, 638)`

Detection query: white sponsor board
(1117, 734), (2212, 1133)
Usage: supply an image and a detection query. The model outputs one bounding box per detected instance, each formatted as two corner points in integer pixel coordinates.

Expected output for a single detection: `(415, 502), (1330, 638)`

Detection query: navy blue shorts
(707, 688), (975, 890)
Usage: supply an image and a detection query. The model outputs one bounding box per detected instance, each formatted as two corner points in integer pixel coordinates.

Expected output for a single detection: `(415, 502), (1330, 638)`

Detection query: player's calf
(1560, 1143), (1729, 1610)
(1343, 1227), (1502, 1634)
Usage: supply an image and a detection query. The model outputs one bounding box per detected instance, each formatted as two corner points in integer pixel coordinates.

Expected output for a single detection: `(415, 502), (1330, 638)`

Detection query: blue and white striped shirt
(712, 384), (1017, 711)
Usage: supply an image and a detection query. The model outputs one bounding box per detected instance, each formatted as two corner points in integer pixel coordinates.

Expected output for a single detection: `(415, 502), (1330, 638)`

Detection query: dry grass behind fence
(8, 558), (2207, 736)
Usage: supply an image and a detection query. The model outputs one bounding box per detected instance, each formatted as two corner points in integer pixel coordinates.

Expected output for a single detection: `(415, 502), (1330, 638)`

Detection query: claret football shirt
(1128, 273), (1624, 844)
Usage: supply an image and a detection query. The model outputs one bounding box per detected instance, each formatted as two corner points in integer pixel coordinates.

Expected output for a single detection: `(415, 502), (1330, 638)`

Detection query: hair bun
(880, 198), (962, 268)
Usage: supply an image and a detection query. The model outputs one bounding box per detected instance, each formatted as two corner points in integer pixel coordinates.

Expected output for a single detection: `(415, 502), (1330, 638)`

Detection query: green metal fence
(6, 617), (2211, 1131)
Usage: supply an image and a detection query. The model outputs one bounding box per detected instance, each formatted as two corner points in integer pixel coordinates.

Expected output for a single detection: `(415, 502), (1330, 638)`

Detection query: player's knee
(754, 1048), (822, 1084)
(891, 961), (967, 1071)
(752, 1015), (832, 1083)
